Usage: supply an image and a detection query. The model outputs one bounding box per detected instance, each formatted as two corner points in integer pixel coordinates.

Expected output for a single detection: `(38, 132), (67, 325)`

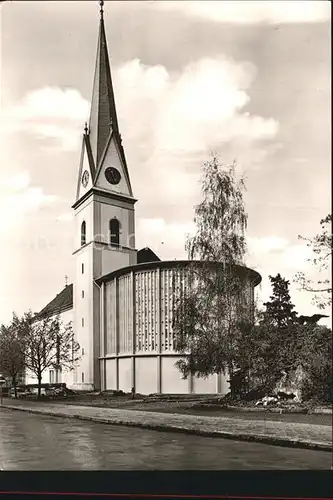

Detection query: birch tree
(173, 155), (250, 381)
(12, 311), (80, 397)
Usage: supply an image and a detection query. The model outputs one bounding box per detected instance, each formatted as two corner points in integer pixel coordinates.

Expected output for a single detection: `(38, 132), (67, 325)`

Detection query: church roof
(137, 247), (161, 264)
(38, 284), (73, 317)
(88, 5), (129, 178)
(74, 2), (134, 206)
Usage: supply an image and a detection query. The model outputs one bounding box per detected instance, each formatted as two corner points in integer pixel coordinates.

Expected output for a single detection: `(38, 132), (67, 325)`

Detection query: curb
(1, 405), (331, 453)
(191, 404), (332, 415)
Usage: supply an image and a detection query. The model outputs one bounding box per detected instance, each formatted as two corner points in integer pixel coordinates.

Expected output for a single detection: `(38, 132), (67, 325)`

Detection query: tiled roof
(38, 284), (73, 317)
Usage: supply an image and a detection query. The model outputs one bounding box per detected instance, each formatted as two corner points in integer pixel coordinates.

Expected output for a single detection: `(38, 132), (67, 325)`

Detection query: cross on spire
(65, 275), (68, 287)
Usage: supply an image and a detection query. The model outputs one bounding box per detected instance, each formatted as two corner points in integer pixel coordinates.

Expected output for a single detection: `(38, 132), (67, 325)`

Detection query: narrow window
(82, 318), (84, 327)
(81, 220), (86, 246)
(82, 347), (85, 355)
(82, 263), (84, 274)
(82, 372), (84, 383)
(109, 218), (120, 247)
(55, 369), (61, 384)
(82, 290), (84, 298)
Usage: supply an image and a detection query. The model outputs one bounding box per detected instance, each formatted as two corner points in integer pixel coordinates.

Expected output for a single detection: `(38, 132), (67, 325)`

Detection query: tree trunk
(38, 374), (42, 398)
(12, 374), (17, 399)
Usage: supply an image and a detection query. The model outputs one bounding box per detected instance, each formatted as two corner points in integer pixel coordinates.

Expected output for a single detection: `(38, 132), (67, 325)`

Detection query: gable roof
(38, 284), (73, 318)
(137, 247), (161, 264)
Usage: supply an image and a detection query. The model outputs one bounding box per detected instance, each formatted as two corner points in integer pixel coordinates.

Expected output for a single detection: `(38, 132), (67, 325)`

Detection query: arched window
(81, 221), (86, 246)
(109, 218), (120, 247)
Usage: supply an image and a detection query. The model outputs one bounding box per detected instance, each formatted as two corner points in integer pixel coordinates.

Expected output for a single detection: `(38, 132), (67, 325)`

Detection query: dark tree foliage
(231, 274), (300, 392)
(0, 323), (25, 398)
(173, 155), (252, 381)
(296, 325), (332, 402)
(240, 274), (332, 400)
(263, 274), (298, 327)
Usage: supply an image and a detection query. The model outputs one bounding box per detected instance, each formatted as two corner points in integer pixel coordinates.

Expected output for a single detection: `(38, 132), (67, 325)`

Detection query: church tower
(72, 1), (137, 390)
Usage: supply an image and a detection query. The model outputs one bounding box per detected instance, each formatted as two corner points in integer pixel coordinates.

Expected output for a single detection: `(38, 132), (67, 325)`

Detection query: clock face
(105, 167), (121, 185)
(81, 170), (89, 188)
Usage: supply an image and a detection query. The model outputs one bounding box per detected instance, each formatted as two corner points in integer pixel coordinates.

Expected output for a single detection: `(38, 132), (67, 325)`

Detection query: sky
(0, 1), (331, 325)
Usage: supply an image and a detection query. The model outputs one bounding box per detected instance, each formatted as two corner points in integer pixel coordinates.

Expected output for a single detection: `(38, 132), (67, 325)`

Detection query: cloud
(1, 87), (90, 151)
(0, 171), (57, 233)
(56, 213), (73, 222)
(246, 235), (331, 321)
(136, 218), (195, 260)
(248, 235), (288, 254)
(117, 57), (278, 157)
(247, 235), (312, 271)
(114, 56), (279, 211)
(154, 1), (330, 25)
(2, 57), (279, 207)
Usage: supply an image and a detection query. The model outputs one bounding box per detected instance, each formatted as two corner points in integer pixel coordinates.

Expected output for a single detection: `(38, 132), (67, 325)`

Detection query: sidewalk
(1, 400), (332, 452)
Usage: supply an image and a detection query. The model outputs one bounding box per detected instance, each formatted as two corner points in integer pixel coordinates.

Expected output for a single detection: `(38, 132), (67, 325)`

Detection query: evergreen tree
(263, 274), (298, 327)
(240, 274), (300, 391)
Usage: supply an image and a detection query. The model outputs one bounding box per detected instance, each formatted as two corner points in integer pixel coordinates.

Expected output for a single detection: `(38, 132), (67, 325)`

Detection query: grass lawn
(54, 394), (332, 426)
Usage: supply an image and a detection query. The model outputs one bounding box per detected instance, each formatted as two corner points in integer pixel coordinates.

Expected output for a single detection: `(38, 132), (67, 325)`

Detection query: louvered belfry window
(109, 218), (120, 247)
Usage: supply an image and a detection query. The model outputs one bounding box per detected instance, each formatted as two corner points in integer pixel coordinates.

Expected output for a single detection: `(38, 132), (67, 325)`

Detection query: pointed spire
(88, 1), (120, 169)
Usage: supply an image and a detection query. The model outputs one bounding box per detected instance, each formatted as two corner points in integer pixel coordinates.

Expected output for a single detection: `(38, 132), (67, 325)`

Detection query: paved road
(0, 410), (330, 470)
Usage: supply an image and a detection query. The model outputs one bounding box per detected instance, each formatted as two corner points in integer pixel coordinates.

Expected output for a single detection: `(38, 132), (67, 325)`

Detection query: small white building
(27, 3), (261, 394)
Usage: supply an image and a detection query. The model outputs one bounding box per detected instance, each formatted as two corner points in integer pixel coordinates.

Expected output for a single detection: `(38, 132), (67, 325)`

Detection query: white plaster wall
(193, 374), (217, 394)
(74, 244), (94, 387)
(57, 307), (75, 388)
(77, 141), (93, 201)
(105, 359), (117, 390)
(61, 309), (74, 325)
(25, 367), (75, 387)
(99, 203), (134, 249)
(100, 246), (132, 276)
(95, 137), (131, 197)
(118, 357), (132, 392)
(24, 369), (46, 385)
(75, 198), (94, 249)
(135, 357), (158, 395)
(220, 371), (230, 395)
(161, 357), (189, 394)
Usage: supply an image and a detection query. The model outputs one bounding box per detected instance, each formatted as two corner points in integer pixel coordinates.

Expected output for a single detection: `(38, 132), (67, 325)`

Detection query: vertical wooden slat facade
(100, 262), (260, 394)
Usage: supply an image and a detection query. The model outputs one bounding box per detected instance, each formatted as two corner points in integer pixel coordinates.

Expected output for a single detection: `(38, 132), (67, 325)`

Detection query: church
(28, 2), (261, 395)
